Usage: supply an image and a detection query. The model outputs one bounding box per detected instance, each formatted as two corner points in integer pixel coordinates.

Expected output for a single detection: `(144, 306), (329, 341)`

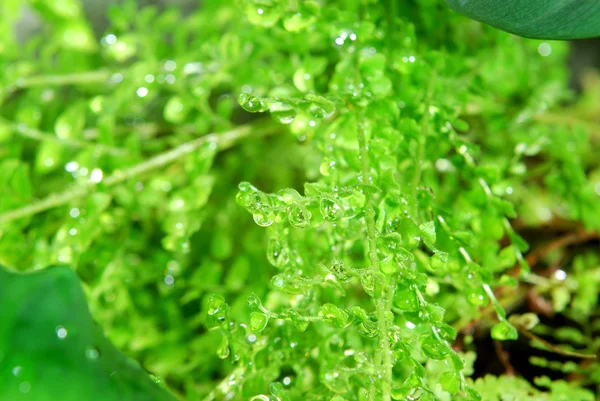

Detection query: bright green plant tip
(0, 266), (177, 401)
(445, 0), (600, 39)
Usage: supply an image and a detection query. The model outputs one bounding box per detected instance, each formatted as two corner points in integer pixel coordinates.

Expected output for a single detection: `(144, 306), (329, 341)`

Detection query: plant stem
(357, 118), (392, 401)
(6, 119), (127, 156)
(14, 70), (111, 89)
(0, 121), (277, 225)
(516, 326), (597, 360)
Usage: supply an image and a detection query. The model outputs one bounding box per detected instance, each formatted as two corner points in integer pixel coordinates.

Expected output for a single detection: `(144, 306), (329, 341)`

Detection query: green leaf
(0, 266), (177, 401)
(419, 221), (436, 250)
(445, 0), (600, 39)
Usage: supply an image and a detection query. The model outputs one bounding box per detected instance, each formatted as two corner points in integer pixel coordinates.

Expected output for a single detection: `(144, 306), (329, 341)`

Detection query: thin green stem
(0, 121), (277, 225)
(6, 119), (127, 156)
(411, 126), (426, 200)
(358, 118), (392, 401)
(14, 70), (111, 89)
(411, 73), (435, 199)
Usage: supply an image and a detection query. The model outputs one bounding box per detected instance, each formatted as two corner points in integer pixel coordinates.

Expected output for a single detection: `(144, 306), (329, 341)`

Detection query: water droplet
(245, 0), (283, 27)
(206, 294), (229, 330)
(491, 320), (518, 340)
(271, 274), (285, 290)
(216, 336), (230, 359)
(238, 93), (267, 113)
(322, 370), (348, 393)
(19, 381), (31, 394)
(393, 287), (419, 312)
(288, 205), (311, 228)
(379, 255), (397, 275)
(282, 1), (319, 32)
(287, 309), (309, 332)
(103, 34), (136, 62)
(250, 395), (271, 401)
(270, 102), (296, 124)
(85, 347), (99, 360)
(136, 87), (149, 97)
(253, 212), (274, 227)
(247, 294), (262, 310)
(320, 303), (350, 328)
(320, 196), (343, 221)
(360, 273), (375, 296)
(267, 238), (290, 268)
(164, 275), (175, 286)
(305, 94), (335, 119)
(250, 312), (269, 332)
(466, 287), (487, 306)
(56, 325), (68, 340)
(430, 251), (448, 269)
(319, 158), (336, 176)
(420, 333), (450, 359)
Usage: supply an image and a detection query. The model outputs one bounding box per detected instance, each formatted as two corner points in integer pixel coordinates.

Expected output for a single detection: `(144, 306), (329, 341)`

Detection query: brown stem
(494, 340), (515, 376)
(525, 229), (598, 267)
(516, 326), (597, 360)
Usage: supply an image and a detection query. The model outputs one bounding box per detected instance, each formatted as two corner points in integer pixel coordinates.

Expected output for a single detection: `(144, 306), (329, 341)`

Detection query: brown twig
(526, 288), (554, 318)
(494, 340), (515, 376)
(506, 229), (598, 278)
(525, 229), (598, 267)
(516, 326), (597, 360)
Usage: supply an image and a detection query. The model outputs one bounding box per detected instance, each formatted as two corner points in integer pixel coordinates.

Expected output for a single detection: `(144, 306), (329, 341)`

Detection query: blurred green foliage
(1, 0), (599, 400)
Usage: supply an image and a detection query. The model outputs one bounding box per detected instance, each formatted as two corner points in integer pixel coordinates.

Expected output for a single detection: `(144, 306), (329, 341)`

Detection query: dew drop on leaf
(393, 287), (419, 312)
(249, 395), (271, 401)
(360, 273), (375, 297)
(491, 320), (518, 340)
(238, 93), (267, 113)
(430, 251), (449, 270)
(288, 205), (311, 228)
(287, 309), (309, 332)
(466, 287), (488, 307)
(319, 196), (343, 221)
(85, 347), (99, 360)
(247, 294), (262, 310)
(267, 238), (290, 268)
(250, 311), (269, 332)
(244, 0), (283, 27)
(379, 255), (397, 275)
(322, 370), (348, 393)
(282, 1), (319, 32)
(206, 294), (229, 330)
(270, 102), (296, 124)
(253, 212), (274, 227)
(216, 336), (230, 359)
(320, 303), (350, 328)
(420, 333), (450, 359)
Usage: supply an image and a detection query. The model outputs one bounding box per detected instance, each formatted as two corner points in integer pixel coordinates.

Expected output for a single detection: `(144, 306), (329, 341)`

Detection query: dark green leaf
(445, 0), (600, 39)
(0, 266), (177, 401)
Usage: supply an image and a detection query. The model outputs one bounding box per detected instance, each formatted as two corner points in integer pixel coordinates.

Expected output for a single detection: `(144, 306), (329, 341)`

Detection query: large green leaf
(445, 0), (600, 39)
(0, 266), (178, 401)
